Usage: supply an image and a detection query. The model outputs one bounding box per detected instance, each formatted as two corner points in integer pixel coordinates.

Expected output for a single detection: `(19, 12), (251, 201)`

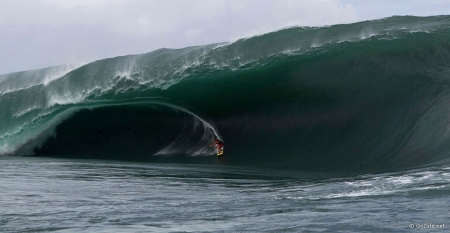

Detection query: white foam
(42, 64), (81, 86)
(344, 181), (374, 186)
(386, 175), (414, 185)
(0, 64), (80, 96)
(0, 85), (36, 96)
(0, 107), (66, 155)
(12, 105), (43, 118)
(359, 32), (378, 40)
(326, 187), (393, 199)
(46, 91), (87, 106)
(149, 101), (221, 156)
(310, 42), (323, 48)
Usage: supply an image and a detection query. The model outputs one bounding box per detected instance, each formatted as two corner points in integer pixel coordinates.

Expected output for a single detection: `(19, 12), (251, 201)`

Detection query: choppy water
(2, 15), (450, 232)
(1, 156), (449, 232)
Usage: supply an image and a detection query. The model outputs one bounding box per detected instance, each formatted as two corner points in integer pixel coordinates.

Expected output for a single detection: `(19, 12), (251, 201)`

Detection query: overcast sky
(1, 0), (450, 75)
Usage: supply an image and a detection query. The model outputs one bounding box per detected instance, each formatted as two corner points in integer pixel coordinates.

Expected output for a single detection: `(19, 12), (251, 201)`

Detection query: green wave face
(2, 15), (450, 172)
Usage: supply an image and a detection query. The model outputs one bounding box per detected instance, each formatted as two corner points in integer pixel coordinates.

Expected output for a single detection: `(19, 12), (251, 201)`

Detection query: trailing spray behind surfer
(211, 137), (224, 156)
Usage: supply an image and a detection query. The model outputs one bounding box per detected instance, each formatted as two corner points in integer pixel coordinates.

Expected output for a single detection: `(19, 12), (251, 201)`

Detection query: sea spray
(1, 16), (450, 172)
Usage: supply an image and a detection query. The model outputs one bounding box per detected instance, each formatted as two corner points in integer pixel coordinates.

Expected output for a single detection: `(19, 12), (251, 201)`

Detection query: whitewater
(1, 15), (450, 232)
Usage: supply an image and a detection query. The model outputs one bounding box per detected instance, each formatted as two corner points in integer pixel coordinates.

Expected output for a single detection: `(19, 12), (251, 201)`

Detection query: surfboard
(217, 150), (224, 156)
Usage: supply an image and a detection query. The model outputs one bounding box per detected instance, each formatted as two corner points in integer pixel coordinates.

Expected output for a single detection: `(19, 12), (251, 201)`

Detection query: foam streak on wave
(2, 15), (450, 172)
(1, 97), (221, 157)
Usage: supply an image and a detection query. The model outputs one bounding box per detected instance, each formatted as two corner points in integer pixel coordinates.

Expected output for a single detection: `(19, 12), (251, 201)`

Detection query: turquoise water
(1, 15), (450, 172)
(2, 15), (450, 232)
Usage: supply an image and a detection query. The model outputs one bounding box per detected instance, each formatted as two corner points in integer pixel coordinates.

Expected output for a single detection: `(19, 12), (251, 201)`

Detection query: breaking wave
(2, 15), (450, 172)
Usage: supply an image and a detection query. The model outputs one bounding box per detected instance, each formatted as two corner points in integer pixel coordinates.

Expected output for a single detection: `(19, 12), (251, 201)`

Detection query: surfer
(211, 138), (224, 156)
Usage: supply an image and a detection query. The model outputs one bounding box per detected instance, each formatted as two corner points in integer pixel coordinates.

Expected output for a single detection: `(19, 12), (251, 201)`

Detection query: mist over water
(1, 15), (450, 173)
(2, 15), (450, 232)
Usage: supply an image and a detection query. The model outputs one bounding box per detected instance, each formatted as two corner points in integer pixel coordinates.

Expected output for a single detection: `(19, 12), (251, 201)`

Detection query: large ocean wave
(2, 15), (450, 172)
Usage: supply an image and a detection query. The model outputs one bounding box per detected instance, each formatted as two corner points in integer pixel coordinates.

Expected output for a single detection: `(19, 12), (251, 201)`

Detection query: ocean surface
(1, 15), (450, 232)
(1, 156), (449, 232)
